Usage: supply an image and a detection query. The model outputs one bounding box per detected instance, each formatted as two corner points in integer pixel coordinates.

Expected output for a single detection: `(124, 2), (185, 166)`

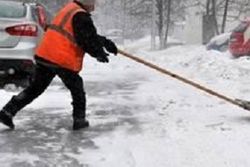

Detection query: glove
(104, 39), (118, 55)
(96, 56), (109, 63)
(95, 51), (109, 63)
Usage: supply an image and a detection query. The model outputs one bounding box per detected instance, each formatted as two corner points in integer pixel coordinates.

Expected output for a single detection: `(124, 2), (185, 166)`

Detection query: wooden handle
(118, 49), (247, 110)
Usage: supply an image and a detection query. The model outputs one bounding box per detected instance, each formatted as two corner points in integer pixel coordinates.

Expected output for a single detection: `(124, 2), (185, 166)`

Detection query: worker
(0, 0), (118, 130)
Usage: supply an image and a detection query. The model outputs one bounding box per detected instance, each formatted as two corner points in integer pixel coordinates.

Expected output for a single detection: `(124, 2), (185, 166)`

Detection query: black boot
(0, 110), (14, 129)
(73, 118), (89, 130)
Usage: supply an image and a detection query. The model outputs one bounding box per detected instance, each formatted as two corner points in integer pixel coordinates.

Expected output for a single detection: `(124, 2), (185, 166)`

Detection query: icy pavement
(1, 44), (250, 166)
(0, 58), (156, 166)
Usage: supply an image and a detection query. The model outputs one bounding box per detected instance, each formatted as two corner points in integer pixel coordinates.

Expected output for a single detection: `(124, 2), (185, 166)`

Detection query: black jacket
(72, 0), (106, 57)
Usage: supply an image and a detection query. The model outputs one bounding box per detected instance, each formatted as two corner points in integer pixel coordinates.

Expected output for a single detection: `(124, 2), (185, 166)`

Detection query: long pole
(118, 49), (250, 111)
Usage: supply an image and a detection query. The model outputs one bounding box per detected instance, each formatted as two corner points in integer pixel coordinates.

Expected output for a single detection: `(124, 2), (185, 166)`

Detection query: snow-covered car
(229, 19), (250, 58)
(206, 32), (231, 52)
(0, 1), (51, 87)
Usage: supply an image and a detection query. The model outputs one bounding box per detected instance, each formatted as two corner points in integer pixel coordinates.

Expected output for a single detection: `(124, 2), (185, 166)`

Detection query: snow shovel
(117, 49), (250, 111)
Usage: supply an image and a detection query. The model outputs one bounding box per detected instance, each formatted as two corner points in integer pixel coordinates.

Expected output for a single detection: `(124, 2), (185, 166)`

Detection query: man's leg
(57, 69), (89, 130)
(0, 64), (55, 129)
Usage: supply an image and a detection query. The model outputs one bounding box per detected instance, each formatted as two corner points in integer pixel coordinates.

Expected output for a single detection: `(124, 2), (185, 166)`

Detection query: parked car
(0, 1), (51, 87)
(229, 19), (250, 58)
(206, 32), (231, 52)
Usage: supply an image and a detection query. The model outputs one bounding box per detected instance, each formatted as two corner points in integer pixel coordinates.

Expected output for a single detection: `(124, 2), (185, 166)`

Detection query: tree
(190, 0), (250, 35)
(154, 0), (185, 49)
(164, 0), (172, 46)
(221, 0), (229, 33)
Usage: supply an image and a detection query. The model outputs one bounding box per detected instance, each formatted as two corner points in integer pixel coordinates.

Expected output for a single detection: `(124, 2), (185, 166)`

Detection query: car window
(0, 1), (26, 18)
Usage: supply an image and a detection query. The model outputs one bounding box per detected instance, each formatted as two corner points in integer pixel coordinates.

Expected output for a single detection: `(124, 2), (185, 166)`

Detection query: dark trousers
(2, 61), (86, 119)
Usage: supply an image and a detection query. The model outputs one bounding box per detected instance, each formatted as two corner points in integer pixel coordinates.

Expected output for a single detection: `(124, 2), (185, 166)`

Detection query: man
(0, 0), (118, 130)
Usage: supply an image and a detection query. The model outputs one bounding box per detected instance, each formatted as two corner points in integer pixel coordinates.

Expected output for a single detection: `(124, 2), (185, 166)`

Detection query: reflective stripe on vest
(47, 7), (78, 45)
(47, 24), (76, 44)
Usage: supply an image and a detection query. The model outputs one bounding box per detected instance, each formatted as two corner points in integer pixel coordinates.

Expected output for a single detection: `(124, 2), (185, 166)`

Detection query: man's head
(75, 0), (96, 12)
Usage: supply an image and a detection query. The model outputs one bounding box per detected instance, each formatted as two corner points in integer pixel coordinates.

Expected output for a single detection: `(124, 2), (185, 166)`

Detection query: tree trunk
(151, 0), (156, 50)
(211, 0), (219, 35)
(164, 0), (171, 47)
(206, 0), (211, 15)
(221, 0), (229, 33)
(121, 0), (126, 44)
(158, 0), (164, 49)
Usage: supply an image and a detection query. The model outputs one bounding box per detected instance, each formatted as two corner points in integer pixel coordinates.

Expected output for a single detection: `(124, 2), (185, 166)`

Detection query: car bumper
(0, 41), (36, 83)
(0, 40), (36, 60)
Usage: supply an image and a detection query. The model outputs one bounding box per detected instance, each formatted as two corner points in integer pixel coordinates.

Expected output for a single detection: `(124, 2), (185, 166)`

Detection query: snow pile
(110, 39), (250, 167)
(209, 32), (231, 45)
(123, 39), (250, 100)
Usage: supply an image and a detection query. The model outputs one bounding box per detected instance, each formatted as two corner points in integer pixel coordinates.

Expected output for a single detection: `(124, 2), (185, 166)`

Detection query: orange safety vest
(36, 2), (86, 72)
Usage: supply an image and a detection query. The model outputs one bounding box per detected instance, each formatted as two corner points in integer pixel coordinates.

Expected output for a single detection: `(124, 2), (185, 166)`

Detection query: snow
(1, 37), (250, 166)
(209, 32), (231, 45)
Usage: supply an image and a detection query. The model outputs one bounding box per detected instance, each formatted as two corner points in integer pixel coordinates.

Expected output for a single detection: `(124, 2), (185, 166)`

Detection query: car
(0, 1), (51, 88)
(229, 19), (250, 58)
(206, 32), (231, 52)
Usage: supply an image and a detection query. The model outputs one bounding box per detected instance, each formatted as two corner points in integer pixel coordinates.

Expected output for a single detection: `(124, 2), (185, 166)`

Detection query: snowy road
(1, 45), (250, 166)
(0, 64), (155, 166)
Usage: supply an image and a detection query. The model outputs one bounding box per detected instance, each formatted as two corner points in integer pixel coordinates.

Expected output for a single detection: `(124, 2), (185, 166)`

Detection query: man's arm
(72, 12), (117, 58)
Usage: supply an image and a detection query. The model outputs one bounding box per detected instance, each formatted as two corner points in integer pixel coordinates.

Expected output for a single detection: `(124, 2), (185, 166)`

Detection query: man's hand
(104, 39), (118, 55)
(95, 51), (109, 63)
(96, 55), (109, 63)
